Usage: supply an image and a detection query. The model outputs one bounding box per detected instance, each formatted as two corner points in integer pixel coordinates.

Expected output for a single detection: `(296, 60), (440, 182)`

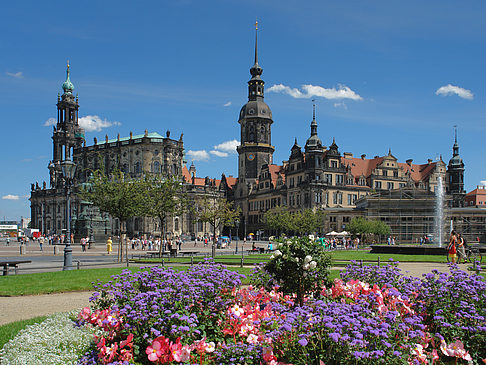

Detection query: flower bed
(70, 252), (485, 365)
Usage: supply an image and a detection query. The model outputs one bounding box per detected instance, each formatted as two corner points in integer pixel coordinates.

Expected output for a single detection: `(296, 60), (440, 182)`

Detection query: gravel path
(0, 291), (92, 326)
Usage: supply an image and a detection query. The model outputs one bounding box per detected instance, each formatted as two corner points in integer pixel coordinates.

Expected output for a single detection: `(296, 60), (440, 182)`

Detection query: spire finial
(312, 99), (316, 120)
(254, 19), (259, 65)
(62, 60), (74, 94)
(453, 124), (457, 144)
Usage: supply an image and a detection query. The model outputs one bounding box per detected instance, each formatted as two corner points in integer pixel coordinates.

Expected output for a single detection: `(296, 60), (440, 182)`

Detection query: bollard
(378, 256), (380, 267)
(76, 261), (80, 270)
(161, 259), (164, 267)
(240, 256), (244, 268)
(19, 244), (23, 255)
(191, 253), (194, 266)
(53, 245), (57, 255)
(360, 259), (363, 268)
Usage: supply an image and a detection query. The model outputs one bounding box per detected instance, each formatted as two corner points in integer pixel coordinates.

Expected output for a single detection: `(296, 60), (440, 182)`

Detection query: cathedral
(31, 29), (485, 244)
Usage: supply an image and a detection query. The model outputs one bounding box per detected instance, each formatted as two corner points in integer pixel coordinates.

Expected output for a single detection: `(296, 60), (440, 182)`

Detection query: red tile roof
(466, 188), (486, 197)
(268, 164), (285, 188)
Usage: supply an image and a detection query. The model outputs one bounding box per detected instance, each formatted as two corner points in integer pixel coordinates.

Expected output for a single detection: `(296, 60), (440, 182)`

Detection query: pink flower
(440, 340), (472, 361)
(180, 345), (191, 362)
(78, 307), (91, 321)
(146, 338), (164, 362)
(247, 333), (259, 344)
(170, 338), (182, 362)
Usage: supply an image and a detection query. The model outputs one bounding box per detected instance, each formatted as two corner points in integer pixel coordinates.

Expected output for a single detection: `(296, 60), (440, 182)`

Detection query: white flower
(270, 255), (275, 259)
(309, 261), (317, 270)
(274, 250), (282, 256)
(0, 310), (95, 365)
(295, 257), (300, 263)
(303, 263), (310, 271)
(304, 255), (313, 264)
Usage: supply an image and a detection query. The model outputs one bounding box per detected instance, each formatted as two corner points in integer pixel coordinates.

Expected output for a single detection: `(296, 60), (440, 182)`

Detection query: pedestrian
(448, 230), (457, 264)
(106, 236), (113, 255)
(6, 237), (9, 246)
(39, 236), (44, 251)
(456, 233), (466, 264)
(178, 237), (182, 251)
(80, 237), (87, 252)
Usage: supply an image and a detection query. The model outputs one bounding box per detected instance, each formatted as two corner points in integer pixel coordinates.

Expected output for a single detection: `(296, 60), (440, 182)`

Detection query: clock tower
(236, 22), (275, 182)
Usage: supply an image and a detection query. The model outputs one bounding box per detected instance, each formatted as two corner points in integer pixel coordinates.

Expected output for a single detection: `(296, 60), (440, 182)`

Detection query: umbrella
(325, 231), (339, 236)
(338, 231), (349, 236)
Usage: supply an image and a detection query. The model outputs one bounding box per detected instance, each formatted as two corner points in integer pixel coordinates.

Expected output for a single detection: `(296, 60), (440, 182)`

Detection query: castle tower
(49, 62), (85, 188)
(447, 126), (465, 207)
(304, 102), (324, 180)
(236, 22), (275, 182)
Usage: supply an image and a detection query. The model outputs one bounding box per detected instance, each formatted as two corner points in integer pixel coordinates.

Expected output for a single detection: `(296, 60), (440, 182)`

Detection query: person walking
(106, 236), (113, 255)
(448, 231), (457, 264)
(456, 233), (466, 264)
(80, 237), (87, 252)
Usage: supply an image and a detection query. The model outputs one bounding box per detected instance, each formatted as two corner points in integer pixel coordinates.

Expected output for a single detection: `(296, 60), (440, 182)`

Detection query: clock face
(247, 153), (255, 161)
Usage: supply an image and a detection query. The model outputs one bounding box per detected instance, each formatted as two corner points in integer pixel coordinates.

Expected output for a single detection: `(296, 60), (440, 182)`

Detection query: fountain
(434, 176), (445, 247)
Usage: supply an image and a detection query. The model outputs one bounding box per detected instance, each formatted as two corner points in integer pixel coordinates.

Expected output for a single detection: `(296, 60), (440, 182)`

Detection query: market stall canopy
(325, 231), (339, 236)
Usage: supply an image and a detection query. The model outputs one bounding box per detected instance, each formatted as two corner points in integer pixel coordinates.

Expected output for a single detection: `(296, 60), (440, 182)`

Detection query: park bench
(0, 260), (32, 275)
(178, 251), (200, 257)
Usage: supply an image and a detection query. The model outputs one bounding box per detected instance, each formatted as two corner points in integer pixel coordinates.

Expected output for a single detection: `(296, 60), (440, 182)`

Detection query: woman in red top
(448, 231), (457, 264)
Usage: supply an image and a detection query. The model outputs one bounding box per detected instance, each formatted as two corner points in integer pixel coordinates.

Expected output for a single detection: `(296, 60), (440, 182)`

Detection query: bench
(145, 251), (169, 258)
(178, 251), (200, 257)
(0, 260), (32, 275)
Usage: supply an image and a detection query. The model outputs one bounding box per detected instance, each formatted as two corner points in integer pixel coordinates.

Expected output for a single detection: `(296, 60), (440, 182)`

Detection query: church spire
(453, 125), (459, 156)
(249, 21), (263, 83)
(310, 100), (317, 136)
(62, 60), (74, 94)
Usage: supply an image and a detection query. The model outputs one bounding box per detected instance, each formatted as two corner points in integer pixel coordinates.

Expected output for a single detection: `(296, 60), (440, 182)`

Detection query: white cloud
(78, 115), (121, 132)
(187, 150), (210, 161)
(267, 83), (363, 101)
(213, 139), (239, 154)
(44, 115), (121, 132)
(435, 84), (473, 100)
(223, 101), (232, 107)
(43, 117), (56, 127)
(334, 102), (348, 109)
(6, 71), (23, 78)
(210, 150), (229, 157)
(2, 194), (19, 200)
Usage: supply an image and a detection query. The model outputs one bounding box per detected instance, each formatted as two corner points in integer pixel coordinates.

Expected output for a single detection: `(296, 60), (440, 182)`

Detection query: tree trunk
(159, 215), (165, 257)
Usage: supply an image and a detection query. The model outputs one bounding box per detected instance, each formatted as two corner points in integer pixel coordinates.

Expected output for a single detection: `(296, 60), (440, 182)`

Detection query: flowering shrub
(72, 260), (486, 364)
(264, 237), (332, 305)
(0, 311), (94, 365)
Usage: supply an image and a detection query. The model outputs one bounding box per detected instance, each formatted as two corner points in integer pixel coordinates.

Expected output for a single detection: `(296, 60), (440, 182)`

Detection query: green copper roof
(62, 62), (74, 94)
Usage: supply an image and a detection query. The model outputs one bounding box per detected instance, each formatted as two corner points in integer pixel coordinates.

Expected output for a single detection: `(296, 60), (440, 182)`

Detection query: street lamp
(89, 203), (95, 248)
(235, 218), (240, 254)
(61, 158), (76, 271)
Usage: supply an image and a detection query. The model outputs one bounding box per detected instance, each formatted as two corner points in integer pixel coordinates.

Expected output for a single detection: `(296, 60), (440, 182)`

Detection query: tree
(198, 197), (240, 258)
(347, 217), (391, 243)
(141, 174), (187, 255)
(80, 169), (146, 262)
(290, 208), (326, 236)
(263, 206), (291, 236)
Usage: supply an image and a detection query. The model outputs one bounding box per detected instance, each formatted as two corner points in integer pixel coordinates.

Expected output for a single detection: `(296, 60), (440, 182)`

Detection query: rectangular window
(331, 160), (338, 168)
(325, 174), (332, 184)
(336, 175), (344, 185)
(375, 181), (382, 189)
(388, 182), (394, 190)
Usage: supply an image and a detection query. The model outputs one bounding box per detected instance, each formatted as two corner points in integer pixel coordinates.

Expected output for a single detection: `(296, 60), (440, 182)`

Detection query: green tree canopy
(80, 168), (146, 262)
(198, 196), (240, 258)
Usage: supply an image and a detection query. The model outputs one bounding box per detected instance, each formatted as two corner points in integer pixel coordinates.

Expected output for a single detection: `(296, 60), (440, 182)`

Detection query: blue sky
(1, 0), (485, 220)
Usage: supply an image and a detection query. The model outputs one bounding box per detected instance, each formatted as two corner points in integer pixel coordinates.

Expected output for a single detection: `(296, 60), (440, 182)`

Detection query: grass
(0, 315), (48, 349)
(329, 250), (449, 264)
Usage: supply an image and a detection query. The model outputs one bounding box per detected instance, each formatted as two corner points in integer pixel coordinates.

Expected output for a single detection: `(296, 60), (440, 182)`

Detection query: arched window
(153, 161), (160, 173)
(174, 217), (179, 231)
(135, 162), (141, 174)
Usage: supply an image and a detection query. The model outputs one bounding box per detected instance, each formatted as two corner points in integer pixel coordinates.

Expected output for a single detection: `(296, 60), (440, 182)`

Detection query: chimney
(105, 135), (109, 143)
(406, 159), (413, 166)
(129, 131), (133, 139)
(144, 129), (148, 137)
(361, 154), (366, 160)
(344, 152), (353, 159)
(94, 137), (97, 145)
(428, 159), (432, 164)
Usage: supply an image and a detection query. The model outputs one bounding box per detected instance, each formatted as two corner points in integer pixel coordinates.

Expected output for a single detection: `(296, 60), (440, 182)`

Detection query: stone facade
(30, 64), (225, 241)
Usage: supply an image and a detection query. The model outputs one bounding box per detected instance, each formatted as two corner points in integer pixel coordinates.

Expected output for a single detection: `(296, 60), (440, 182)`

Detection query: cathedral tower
(447, 126), (465, 207)
(236, 22), (275, 182)
(49, 62), (85, 188)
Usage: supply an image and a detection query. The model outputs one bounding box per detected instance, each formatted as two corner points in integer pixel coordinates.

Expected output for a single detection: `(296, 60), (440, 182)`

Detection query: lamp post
(61, 158), (76, 271)
(235, 218), (240, 254)
(89, 203), (95, 248)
